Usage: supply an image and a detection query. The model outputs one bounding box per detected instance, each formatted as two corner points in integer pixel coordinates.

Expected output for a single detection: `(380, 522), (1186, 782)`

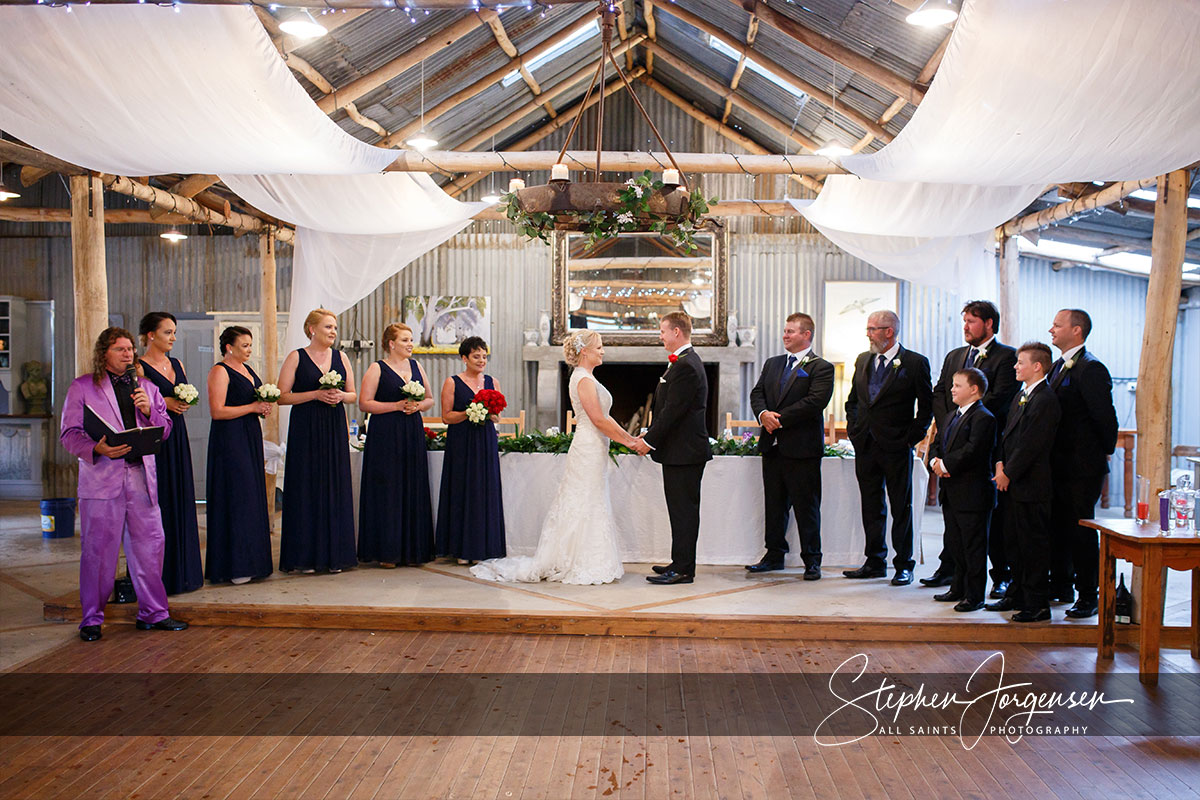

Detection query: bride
(471, 330), (641, 585)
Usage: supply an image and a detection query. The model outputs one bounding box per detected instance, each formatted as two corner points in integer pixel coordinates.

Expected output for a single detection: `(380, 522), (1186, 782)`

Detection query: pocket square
(795, 368), (809, 378)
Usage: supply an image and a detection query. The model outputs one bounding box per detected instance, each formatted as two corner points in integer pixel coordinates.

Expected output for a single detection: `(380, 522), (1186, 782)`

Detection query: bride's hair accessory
(574, 336), (586, 354)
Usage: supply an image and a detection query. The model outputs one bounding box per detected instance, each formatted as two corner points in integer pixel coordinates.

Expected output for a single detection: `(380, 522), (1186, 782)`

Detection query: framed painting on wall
(821, 281), (899, 364)
(402, 296), (491, 354)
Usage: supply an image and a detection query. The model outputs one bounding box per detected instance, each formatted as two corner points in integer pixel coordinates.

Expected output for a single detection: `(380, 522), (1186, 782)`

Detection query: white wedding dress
(470, 368), (625, 585)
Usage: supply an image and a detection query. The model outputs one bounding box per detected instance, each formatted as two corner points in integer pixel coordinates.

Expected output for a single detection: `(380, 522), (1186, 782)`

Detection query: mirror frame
(550, 226), (729, 346)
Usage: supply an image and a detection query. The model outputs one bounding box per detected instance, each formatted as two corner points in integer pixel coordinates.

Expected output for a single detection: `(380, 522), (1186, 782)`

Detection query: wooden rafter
(656, 1), (891, 143)
(644, 0), (658, 74)
(379, 17), (601, 149)
(315, 13), (485, 115)
(732, 0), (926, 105)
(999, 178), (1159, 238)
(851, 29), (949, 153)
(479, 8), (547, 103)
(643, 42), (820, 153)
(722, 13), (757, 124)
(639, 75), (823, 194)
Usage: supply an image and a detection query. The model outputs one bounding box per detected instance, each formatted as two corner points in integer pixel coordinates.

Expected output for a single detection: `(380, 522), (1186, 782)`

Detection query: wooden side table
(1084, 518), (1200, 685)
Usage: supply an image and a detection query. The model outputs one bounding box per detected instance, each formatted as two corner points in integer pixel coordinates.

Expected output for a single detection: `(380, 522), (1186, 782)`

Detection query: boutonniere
(975, 348), (987, 363)
(1062, 357), (1077, 371)
(798, 355), (812, 368)
(1018, 393), (1029, 406)
(891, 358), (902, 370)
(668, 354), (679, 364)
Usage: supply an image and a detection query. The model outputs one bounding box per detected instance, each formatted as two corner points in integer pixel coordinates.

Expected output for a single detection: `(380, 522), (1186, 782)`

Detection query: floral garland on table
(419, 429), (857, 458)
(500, 171), (719, 253)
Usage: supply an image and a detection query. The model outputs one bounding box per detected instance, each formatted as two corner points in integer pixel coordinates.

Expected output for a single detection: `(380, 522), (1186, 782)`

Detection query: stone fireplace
(522, 345), (757, 436)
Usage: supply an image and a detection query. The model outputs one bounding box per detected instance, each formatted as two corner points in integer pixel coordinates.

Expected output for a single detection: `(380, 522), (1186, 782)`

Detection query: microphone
(124, 365), (139, 385)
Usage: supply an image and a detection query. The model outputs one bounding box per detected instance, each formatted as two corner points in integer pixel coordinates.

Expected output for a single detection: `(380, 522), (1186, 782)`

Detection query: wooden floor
(1, 627), (1198, 800)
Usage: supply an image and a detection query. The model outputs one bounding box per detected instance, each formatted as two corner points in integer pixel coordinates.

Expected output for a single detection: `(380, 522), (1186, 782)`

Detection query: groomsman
(1047, 309), (1118, 618)
(988, 342), (1061, 622)
(746, 313), (834, 579)
(923, 300), (1018, 596)
(927, 368), (996, 612)
(60, 328), (189, 641)
(843, 310), (933, 586)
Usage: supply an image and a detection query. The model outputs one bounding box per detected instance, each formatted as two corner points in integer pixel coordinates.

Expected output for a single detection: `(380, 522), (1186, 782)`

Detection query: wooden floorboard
(2, 627), (1198, 800)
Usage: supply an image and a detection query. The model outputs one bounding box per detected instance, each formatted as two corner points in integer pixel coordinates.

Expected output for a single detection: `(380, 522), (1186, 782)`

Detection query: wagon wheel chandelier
(502, 0), (718, 251)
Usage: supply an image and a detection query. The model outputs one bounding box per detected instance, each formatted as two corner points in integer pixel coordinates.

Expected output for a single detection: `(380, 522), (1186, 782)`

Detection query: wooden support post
(69, 174), (108, 375)
(997, 234), (1020, 342)
(1135, 169), (1189, 506)
(260, 229), (281, 531)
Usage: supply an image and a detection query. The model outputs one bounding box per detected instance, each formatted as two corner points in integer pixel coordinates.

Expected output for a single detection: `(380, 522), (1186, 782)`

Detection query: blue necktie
(1049, 359), (1064, 382)
(868, 354), (887, 401)
(964, 347), (978, 369)
(779, 355), (796, 391)
(942, 408), (963, 447)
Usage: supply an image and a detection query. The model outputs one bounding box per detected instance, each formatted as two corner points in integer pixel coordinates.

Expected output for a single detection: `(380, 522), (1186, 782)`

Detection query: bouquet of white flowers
(173, 383), (200, 406)
(255, 383), (281, 403)
(318, 370), (345, 390)
(400, 380), (426, 402)
(464, 401), (489, 424)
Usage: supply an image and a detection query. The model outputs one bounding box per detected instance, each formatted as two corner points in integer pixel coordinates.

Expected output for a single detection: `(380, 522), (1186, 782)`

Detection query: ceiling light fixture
(278, 8), (328, 38)
(160, 228), (188, 242)
(406, 59), (439, 151)
(815, 63), (852, 159)
(906, 0), (959, 27)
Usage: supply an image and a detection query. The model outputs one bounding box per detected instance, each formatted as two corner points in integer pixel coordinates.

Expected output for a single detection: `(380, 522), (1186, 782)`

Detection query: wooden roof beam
(655, 1), (891, 142)
(315, 12), (486, 114)
(643, 41), (820, 154)
(731, 0), (926, 105)
(639, 75), (823, 194)
(999, 178), (1159, 238)
(472, 198), (802, 220)
(851, 29), (949, 153)
(380, 16), (602, 149)
(644, 0), (658, 74)
(722, 13), (758, 124)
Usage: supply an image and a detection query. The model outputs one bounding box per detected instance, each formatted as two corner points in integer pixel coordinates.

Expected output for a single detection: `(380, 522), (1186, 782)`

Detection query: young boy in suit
(928, 367), (996, 612)
(989, 342), (1062, 622)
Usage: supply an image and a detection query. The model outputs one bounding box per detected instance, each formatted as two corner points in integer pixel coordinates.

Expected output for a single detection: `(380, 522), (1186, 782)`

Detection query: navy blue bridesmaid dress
(205, 363), (273, 583)
(358, 359), (435, 565)
(435, 374), (506, 561)
(280, 348), (358, 572)
(141, 357), (203, 594)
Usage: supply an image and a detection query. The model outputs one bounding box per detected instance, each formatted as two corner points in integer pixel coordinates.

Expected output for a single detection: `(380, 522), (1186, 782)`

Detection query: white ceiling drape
(796, 0), (1200, 299)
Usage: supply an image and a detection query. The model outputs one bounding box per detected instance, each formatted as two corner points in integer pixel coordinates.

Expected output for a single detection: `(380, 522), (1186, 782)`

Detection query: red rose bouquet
(473, 389), (507, 415)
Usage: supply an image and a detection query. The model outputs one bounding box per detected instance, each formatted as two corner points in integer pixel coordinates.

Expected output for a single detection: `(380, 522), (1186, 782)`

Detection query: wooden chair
(824, 413), (849, 444)
(495, 409), (526, 438)
(1173, 444), (1200, 486)
(915, 419), (938, 463)
(724, 412), (760, 432)
(565, 409), (576, 434)
(421, 416), (447, 430)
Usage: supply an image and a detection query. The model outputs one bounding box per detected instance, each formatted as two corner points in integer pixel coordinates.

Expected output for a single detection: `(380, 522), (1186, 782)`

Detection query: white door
(174, 318), (217, 500)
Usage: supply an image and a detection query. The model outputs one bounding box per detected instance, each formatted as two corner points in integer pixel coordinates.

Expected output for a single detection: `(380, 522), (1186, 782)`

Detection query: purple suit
(61, 373), (173, 628)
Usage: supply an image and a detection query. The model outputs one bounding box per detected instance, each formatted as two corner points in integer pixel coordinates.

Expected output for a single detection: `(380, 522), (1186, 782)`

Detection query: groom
(634, 311), (712, 585)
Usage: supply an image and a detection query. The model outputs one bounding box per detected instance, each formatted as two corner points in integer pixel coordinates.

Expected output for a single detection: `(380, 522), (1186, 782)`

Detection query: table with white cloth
(349, 451), (927, 567)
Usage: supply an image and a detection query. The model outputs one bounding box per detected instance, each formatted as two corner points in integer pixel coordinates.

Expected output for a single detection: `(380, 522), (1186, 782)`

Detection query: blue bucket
(40, 498), (77, 539)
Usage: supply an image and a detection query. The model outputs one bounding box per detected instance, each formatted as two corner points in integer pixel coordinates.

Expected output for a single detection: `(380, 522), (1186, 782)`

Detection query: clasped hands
(317, 388), (344, 406)
(759, 411), (783, 433)
(930, 457), (950, 479)
(397, 399), (421, 415)
(629, 436), (652, 456)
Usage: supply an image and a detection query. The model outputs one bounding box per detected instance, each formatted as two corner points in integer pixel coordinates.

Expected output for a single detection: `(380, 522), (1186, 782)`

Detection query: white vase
(537, 310), (551, 346)
(736, 326), (757, 348)
(726, 312), (738, 345)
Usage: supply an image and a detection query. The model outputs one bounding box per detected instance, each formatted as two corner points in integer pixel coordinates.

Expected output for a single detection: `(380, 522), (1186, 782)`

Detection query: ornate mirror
(551, 226), (728, 346)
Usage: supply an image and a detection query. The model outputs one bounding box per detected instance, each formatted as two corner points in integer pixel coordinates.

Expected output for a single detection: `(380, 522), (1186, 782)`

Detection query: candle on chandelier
(509, 178), (526, 192)
(662, 169), (680, 186)
(551, 163), (569, 182)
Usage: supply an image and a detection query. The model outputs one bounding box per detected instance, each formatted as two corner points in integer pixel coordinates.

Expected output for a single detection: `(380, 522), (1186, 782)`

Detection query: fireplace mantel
(522, 344), (758, 432)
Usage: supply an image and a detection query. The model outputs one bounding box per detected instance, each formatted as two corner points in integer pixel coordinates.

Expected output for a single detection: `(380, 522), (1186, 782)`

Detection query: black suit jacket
(845, 345), (934, 452)
(996, 382), (1061, 503)
(644, 347), (712, 465)
(929, 402), (997, 512)
(1049, 347), (1119, 477)
(749, 351), (834, 459)
(931, 341), (1018, 431)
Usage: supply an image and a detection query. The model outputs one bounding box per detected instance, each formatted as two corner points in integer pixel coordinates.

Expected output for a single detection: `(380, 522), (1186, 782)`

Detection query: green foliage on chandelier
(499, 170), (718, 253)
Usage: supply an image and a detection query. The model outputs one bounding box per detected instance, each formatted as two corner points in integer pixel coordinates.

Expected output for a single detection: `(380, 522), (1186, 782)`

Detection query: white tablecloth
(350, 451), (927, 567)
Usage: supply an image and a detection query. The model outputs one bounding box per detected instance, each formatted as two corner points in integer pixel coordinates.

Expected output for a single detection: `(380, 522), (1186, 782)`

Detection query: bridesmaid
(277, 308), (358, 574)
(205, 326), (274, 584)
(435, 336), (506, 564)
(357, 323), (436, 567)
(137, 312), (202, 595)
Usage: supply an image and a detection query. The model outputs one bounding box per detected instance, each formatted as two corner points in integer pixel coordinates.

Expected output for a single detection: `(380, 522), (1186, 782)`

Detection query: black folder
(83, 403), (164, 458)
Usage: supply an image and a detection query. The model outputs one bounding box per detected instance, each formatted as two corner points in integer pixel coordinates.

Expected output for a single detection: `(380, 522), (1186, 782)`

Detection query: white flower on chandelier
(617, 212), (634, 225)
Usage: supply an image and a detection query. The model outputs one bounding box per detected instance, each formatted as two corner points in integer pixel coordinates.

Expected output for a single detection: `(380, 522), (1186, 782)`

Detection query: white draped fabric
(797, 0), (1200, 296)
(221, 174), (487, 350)
(0, 5), (396, 175)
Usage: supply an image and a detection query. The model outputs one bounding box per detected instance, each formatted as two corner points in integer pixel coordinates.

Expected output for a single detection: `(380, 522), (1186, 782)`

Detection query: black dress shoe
(79, 625), (102, 642)
(919, 572), (953, 587)
(954, 600), (985, 612)
(989, 580), (1010, 599)
(745, 558), (785, 573)
(803, 565), (821, 581)
(646, 570), (693, 585)
(891, 569), (913, 586)
(843, 565), (886, 579)
(933, 590), (962, 602)
(651, 564), (671, 575)
(985, 597), (1016, 612)
(1065, 600), (1099, 619)
(1011, 608), (1051, 622)
(135, 617), (189, 631)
